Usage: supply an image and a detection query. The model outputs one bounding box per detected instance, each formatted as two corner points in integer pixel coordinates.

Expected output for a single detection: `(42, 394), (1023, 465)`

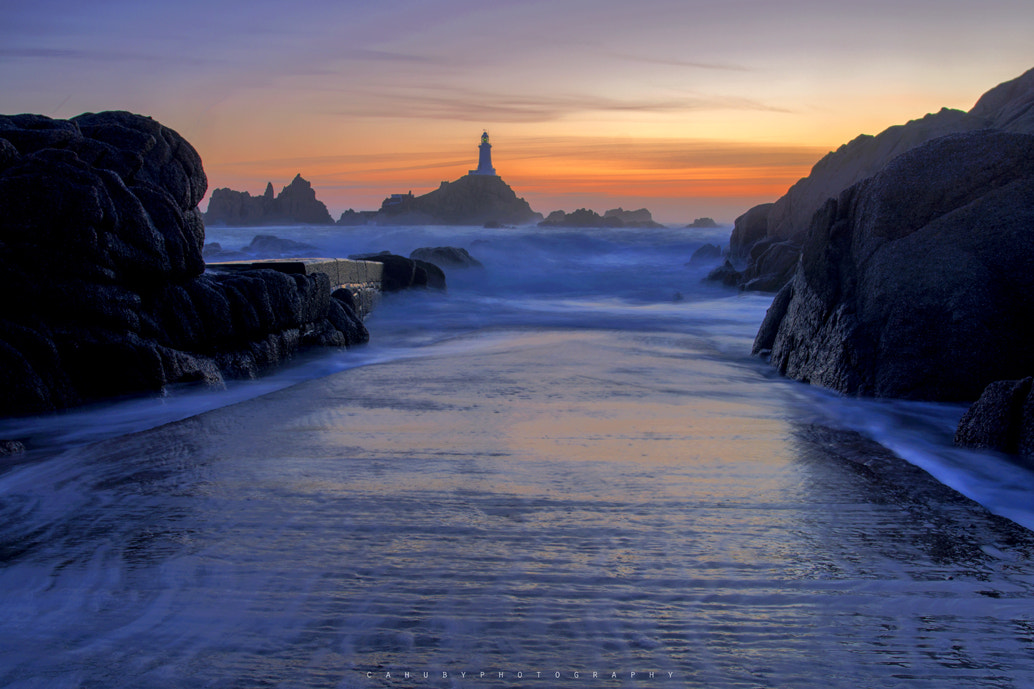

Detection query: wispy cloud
(0, 47), (210, 66)
(607, 52), (753, 73)
(209, 136), (827, 191)
(218, 154), (472, 177)
(334, 87), (793, 123)
(337, 48), (449, 65)
(504, 137), (826, 168)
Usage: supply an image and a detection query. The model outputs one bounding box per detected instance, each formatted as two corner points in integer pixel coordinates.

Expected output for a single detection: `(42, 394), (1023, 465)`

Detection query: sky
(2, 0), (1033, 223)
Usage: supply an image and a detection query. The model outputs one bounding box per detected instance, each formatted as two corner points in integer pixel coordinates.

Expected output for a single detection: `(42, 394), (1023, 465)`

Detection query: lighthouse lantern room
(469, 131), (497, 176)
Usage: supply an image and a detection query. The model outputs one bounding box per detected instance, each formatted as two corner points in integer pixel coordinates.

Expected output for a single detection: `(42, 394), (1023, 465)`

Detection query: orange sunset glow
(3, 0), (1033, 222)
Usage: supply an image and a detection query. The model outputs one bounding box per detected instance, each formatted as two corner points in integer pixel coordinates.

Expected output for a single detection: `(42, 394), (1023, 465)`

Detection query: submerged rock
(349, 252), (446, 291)
(705, 260), (742, 287)
(203, 234), (320, 261)
(687, 243), (723, 265)
(409, 246), (483, 269)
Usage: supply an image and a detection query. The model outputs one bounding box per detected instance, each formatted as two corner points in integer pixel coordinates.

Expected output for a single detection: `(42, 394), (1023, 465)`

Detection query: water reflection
(2, 328), (1034, 688)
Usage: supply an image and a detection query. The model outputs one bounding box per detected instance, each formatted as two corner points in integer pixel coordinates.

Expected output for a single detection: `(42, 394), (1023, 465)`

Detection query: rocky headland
(0, 112), (367, 418)
(715, 67), (1034, 294)
(741, 67), (1034, 460)
(205, 174), (334, 226)
(375, 174), (541, 226)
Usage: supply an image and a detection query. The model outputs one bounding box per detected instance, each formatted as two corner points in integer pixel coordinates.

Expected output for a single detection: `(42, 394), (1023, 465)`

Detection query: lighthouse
(469, 131), (497, 176)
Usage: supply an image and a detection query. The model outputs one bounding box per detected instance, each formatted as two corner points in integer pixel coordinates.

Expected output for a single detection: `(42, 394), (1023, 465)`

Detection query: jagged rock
(687, 243), (723, 265)
(202, 234), (320, 262)
(738, 239), (801, 292)
(204, 174), (334, 226)
(540, 207), (663, 228)
(540, 208), (620, 228)
(603, 207), (664, 228)
(204, 187), (269, 226)
(337, 209), (379, 226)
(275, 174), (334, 224)
(0, 112), (360, 417)
(686, 217), (719, 229)
(721, 67), (1034, 291)
(376, 174), (541, 226)
(756, 130), (1034, 401)
(410, 246), (483, 269)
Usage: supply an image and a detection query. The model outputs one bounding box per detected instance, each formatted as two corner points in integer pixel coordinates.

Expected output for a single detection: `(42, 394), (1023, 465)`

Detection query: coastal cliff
(720, 67), (1034, 293)
(744, 67), (1034, 459)
(753, 130), (1034, 401)
(0, 112), (364, 417)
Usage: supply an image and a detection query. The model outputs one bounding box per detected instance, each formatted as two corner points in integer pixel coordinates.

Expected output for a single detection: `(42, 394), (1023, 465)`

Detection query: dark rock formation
(738, 238), (801, 292)
(349, 252), (446, 291)
(0, 440), (26, 456)
(337, 209), (379, 226)
(539, 208), (618, 228)
(409, 246), (483, 269)
(729, 203), (775, 260)
(603, 207), (665, 228)
(376, 174), (541, 226)
(205, 174), (334, 226)
(954, 378), (1034, 459)
(203, 234), (320, 262)
(539, 207), (663, 228)
(717, 67), (1034, 292)
(686, 217), (719, 229)
(0, 112), (364, 418)
(687, 243), (723, 265)
(706, 260), (742, 287)
(754, 130), (1034, 401)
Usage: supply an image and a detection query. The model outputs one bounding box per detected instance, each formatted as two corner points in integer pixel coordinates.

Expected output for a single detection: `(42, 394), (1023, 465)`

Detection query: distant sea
(2, 223), (1033, 688)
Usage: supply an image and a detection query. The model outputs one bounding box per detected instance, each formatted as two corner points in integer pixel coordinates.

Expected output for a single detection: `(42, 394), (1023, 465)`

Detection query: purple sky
(3, 0), (1033, 221)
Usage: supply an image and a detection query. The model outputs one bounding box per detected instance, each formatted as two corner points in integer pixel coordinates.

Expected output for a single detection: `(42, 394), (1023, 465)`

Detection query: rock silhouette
(0, 112), (364, 417)
(376, 174), (541, 226)
(721, 67), (1034, 293)
(753, 130), (1034, 403)
(205, 174), (334, 225)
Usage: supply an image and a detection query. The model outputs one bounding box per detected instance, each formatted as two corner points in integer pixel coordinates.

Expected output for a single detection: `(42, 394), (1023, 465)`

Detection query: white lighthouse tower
(469, 131), (497, 176)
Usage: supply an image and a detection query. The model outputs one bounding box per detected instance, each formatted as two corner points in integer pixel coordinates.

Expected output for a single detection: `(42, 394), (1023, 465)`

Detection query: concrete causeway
(206, 258), (384, 318)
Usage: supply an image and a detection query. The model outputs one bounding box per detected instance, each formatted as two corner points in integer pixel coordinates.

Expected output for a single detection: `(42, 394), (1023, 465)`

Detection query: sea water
(1, 224), (1033, 688)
